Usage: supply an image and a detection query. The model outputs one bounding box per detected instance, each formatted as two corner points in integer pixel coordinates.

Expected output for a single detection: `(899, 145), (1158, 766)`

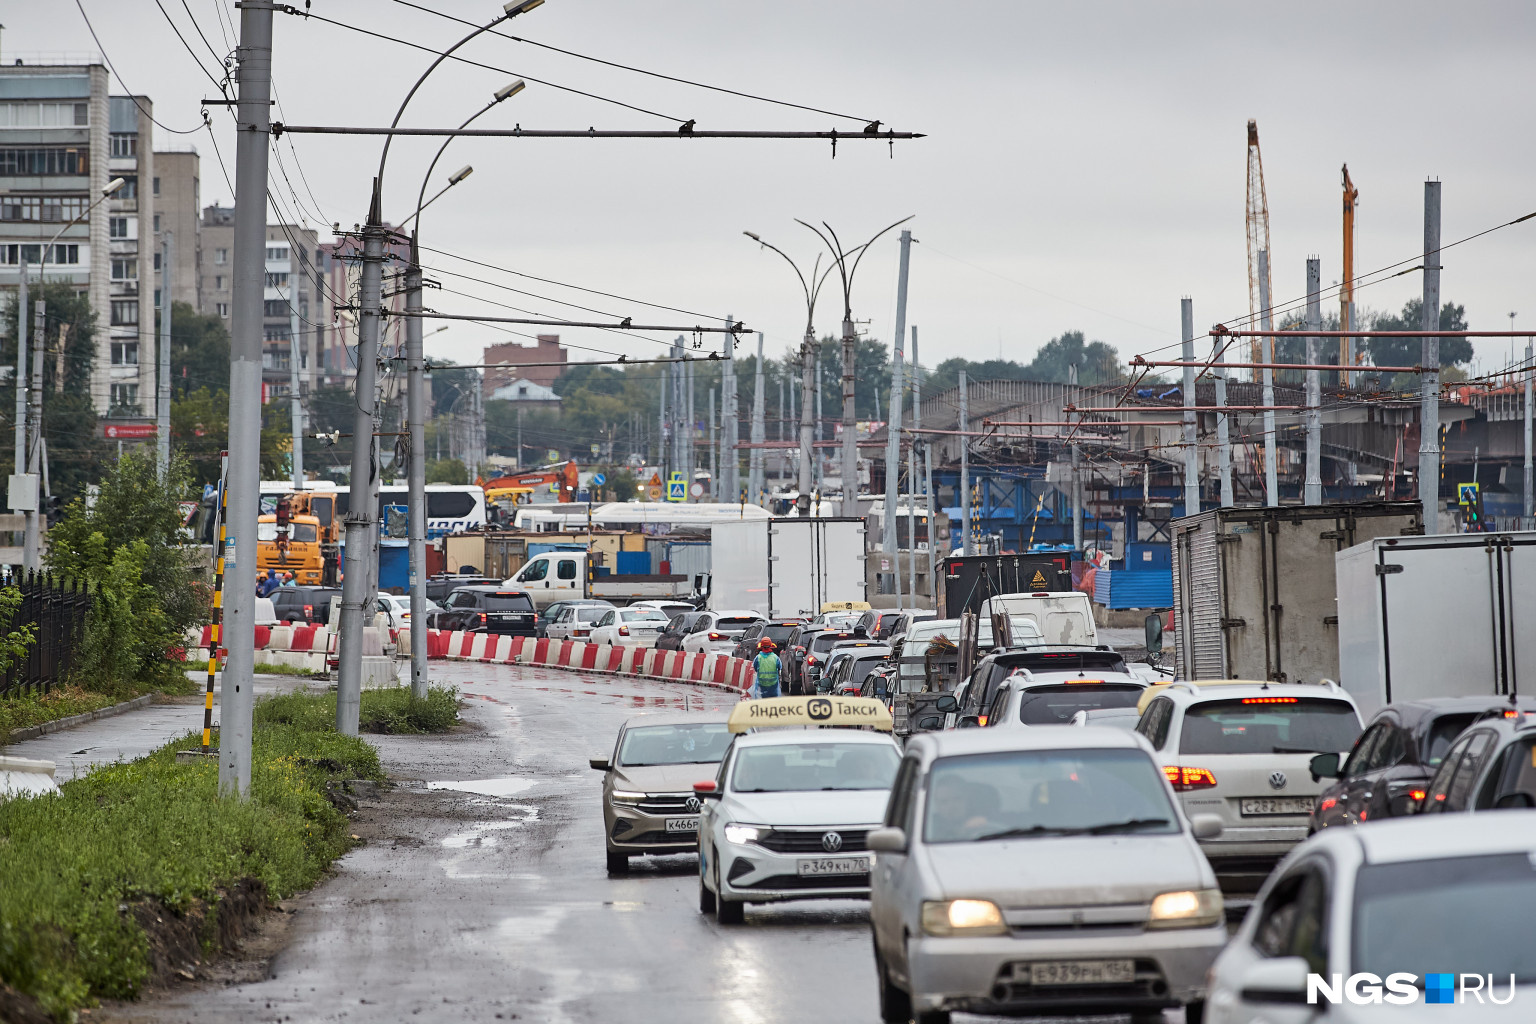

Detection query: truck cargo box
(937, 552), (1073, 619)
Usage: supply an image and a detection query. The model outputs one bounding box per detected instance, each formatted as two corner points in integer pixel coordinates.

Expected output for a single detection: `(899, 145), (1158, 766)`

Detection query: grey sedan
(868, 728), (1226, 1023)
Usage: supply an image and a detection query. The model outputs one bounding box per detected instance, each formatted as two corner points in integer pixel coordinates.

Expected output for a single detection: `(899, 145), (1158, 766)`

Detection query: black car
(1308, 695), (1536, 830)
(425, 586), (538, 635)
(425, 574), (502, 605)
(269, 585), (341, 625)
(730, 619), (805, 661)
(853, 610), (926, 642)
(781, 625), (825, 695)
(654, 610), (712, 652)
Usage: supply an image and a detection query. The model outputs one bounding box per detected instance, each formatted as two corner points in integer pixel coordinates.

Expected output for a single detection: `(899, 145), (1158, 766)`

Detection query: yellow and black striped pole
(202, 452), (230, 751)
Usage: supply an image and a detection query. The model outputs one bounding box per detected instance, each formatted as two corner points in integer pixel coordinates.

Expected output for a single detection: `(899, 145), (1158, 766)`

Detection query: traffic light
(1467, 488), (1485, 531)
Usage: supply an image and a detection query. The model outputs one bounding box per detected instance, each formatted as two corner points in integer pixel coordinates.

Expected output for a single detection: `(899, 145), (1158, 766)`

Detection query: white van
(978, 590), (1098, 647)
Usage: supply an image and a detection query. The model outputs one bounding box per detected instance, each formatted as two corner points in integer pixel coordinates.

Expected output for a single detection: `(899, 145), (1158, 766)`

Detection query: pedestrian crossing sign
(667, 472), (687, 502)
(1458, 482), (1481, 506)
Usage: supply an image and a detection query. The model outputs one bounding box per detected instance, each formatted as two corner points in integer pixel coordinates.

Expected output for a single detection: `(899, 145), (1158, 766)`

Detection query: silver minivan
(868, 728), (1226, 1023)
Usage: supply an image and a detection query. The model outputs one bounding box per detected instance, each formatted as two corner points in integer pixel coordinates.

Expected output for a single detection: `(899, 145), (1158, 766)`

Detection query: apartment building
(152, 149), (199, 309)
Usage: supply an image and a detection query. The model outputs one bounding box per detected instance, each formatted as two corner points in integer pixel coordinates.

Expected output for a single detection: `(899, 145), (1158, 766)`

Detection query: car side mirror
(1494, 791), (1536, 810)
(867, 827), (907, 854)
(1239, 956), (1311, 1005)
(1309, 752), (1341, 782)
(693, 780), (722, 799)
(957, 715), (982, 729)
(915, 716), (942, 731)
(589, 757), (611, 771)
(1144, 611), (1164, 658)
(1189, 813), (1223, 840)
(932, 695), (958, 713)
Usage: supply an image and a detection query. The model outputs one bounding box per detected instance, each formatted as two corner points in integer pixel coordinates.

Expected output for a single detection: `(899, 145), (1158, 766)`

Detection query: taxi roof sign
(820, 601), (872, 612)
(727, 695), (893, 733)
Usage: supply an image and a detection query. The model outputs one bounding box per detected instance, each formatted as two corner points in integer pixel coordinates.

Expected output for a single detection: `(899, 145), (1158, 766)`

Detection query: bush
(254, 686), (460, 735)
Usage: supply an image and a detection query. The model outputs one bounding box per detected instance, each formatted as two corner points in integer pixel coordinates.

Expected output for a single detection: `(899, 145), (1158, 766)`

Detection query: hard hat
(757, 637), (776, 651)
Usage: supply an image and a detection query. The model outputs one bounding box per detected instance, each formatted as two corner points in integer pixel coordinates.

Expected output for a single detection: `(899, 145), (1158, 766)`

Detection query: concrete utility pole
(1212, 334), (1233, 507)
(799, 336), (815, 502)
(23, 300), (43, 572)
(924, 443), (937, 582)
(750, 334), (765, 502)
(287, 274), (303, 492)
(657, 347), (668, 475)
(13, 260), (25, 481)
(723, 316), (738, 500)
(1069, 363), (1083, 551)
(685, 355), (696, 491)
(1418, 181), (1442, 528)
(910, 325), (920, 602)
(220, 0), (274, 797)
(959, 369), (972, 556)
(1304, 256), (1323, 506)
(1525, 338), (1533, 525)
(883, 230), (911, 604)
(405, 235), (427, 698)
(1181, 299), (1199, 518)
(708, 386), (717, 495)
(1258, 250), (1279, 506)
(158, 232), (173, 476)
(814, 350), (824, 491)
(841, 309), (857, 508)
(336, 183), (385, 739)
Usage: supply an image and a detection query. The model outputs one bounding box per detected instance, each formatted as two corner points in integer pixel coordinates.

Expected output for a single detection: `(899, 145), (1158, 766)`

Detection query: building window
(152, 176), (160, 195)
(216, 302), (229, 318)
(265, 271), (288, 288)
(213, 275), (223, 290)
(265, 245), (289, 260)
(263, 299), (289, 317)
(119, 176), (138, 200)
(109, 216), (129, 239)
(110, 258), (138, 281)
(0, 243), (78, 265)
(214, 248), (228, 265)
(109, 133), (137, 158)
(0, 146), (89, 176)
(109, 300), (139, 326)
(109, 383), (139, 410)
(152, 214), (160, 232)
(0, 195), (88, 223)
(110, 342), (139, 366)
(153, 252), (161, 271)
(0, 102), (88, 127)
(264, 327), (290, 343)
(153, 289), (161, 309)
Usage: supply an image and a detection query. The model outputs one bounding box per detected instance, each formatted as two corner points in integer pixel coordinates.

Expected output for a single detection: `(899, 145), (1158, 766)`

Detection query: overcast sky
(11, 2), (1536, 377)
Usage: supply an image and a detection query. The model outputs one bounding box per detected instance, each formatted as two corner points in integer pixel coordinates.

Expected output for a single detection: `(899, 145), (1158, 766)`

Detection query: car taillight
(1409, 789), (1427, 802)
(793, 646), (805, 654)
(1241, 697), (1298, 704)
(1163, 766), (1218, 791)
(708, 631), (723, 640)
(806, 655), (818, 666)
(479, 613), (487, 625)
(618, 626), (630, 636)
(574, 629), (590, 637)
(978, 714), (988, 726)
(303, 604), (313, 618)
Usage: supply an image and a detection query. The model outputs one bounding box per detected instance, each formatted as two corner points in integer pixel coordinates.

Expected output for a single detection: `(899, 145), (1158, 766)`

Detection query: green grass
(0, 710), (384, 1018)
(250, 662), (329, 679)
(0, 685), (146, 740)
(255, 685), (461, 735)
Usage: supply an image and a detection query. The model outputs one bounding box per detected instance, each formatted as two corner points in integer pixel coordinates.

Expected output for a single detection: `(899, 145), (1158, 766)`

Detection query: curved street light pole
(339, 0), (543, 733)
(795, 215), (914, 509)
(743, 231), (835, 508)
(401, 80), (523, 698)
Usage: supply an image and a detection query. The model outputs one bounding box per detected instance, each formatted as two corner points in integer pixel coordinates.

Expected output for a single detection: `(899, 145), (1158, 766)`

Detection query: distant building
(197, 203), (232, 321)
(151, 149), (199, 310)
(316, 230), (409, 388)
(488, 376), (561, 410)
(483, 334), (566, 395)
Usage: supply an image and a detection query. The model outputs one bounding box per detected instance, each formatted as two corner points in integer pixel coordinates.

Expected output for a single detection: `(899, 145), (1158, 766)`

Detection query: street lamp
(743, 230), (836, 510)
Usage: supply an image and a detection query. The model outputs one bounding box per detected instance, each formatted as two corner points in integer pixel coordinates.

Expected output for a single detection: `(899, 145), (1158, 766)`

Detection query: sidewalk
(3, 674), (314, 782)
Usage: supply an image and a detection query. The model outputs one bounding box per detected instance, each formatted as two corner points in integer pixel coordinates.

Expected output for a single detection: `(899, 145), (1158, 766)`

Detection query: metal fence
(1, 571), (93, 697)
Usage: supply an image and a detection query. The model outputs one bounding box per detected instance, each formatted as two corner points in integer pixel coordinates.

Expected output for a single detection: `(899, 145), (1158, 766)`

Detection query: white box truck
(1335, 531), (1536, 717)
(709, 517), (866, 616)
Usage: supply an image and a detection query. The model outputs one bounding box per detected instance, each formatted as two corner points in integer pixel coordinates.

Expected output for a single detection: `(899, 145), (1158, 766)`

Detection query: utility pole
(685, 355), (695, 491)
(806, 344), (820, 497)
(708, 386), (717, 497)
(1069, 363), (1083, 551)
(1181, 299), (1198, 518)
(336, 183), (385, 739)
(924, 442), (936, 585)
(1213, 335), (1233, 507)
(883, 229), (911, 605)
(841, 307), (857, 509)
(158, 232), (173, 476)
(1304, 256), (1323, 506)
(910, 325), (920, 602)
(1258, 250), (1279, 506)
(777, 374), (785, 489)
(220, 0), (274, 797)
(723, 315), (737, 500)
(405, 234), (427, 698)
(1418, 181), (1442, 530)
(1524, 338), (1533, 525)
(23, 300), (43, 572)
(959, 369), (972, 556)
(287, 276), (303, 492)
(750, 333), (765, 502)
(13, 260), (25, 482)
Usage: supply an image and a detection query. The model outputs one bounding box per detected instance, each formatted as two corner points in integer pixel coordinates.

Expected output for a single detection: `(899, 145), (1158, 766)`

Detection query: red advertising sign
(102, 423), (158, 439)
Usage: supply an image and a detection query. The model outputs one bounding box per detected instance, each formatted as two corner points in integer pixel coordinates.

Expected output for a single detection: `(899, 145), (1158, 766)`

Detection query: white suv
(1133, 681), (1363, 892)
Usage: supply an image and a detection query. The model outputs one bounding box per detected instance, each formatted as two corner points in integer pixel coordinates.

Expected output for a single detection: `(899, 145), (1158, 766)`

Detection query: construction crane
(1341, 164), (1359, 384)
(1245, 120), (1273, 381)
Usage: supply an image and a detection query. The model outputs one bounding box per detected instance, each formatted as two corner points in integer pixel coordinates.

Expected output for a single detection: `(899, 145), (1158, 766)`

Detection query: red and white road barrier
(397, 628), (758, 694)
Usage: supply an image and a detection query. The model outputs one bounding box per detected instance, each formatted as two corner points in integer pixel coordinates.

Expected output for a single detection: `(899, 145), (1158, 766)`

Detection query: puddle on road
(427, 777), (542, 798)
(440, 806), (538, 849)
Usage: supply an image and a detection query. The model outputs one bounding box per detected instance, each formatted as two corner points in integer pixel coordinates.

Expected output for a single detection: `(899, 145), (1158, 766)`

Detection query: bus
(193, 482), (486, 545)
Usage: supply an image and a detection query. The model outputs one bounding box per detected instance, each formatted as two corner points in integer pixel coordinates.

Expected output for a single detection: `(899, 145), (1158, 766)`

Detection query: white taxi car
(695, 696), (901, 923)
(1133, 680), (1363, 891)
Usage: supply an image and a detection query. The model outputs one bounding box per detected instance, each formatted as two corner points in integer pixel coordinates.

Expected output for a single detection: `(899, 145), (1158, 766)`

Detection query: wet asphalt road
(103, 662), (1190, 1024)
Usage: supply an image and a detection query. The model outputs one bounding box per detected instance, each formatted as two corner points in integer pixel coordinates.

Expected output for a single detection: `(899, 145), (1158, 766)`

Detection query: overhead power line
(74, 0), (205, 134)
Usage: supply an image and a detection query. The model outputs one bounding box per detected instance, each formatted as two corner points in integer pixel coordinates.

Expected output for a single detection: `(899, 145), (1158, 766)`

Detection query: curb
(440, 654), (750, 695)
(6, 694), (157, 743)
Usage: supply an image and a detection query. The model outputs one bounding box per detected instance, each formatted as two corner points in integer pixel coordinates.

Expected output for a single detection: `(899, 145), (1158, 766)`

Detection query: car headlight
(723, 824), (763, 845)
(1146, 888), (1224, 929)
(610, 790), (646, 804)
(920, 899), (1007, 937)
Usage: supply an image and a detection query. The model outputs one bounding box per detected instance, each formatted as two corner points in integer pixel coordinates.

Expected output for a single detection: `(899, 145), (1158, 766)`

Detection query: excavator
(479, 461), (580, 526)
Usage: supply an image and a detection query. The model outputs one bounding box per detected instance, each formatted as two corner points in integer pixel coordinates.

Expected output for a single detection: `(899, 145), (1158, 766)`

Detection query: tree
(921, 330), (1121, 393)
(163, 301), (231, 397)
(1366, 299), (1471, 368)
(425, 458), (468, 485)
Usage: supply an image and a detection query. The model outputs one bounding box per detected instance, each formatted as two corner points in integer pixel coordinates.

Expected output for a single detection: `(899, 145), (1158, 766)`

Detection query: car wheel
(714, 861), (745, 924)
(1183, 1001), (1206, 1024)
(914, 1010), (949, 1024)
(698, 860), (716, 915)
(874, 944), (912, 1024)
(605, 850), (630, 875)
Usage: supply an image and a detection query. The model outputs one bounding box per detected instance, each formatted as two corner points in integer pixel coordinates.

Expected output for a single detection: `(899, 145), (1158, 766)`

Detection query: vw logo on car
(1269, 770), (1288, 791)
(685, 796), (702, 814)
(821, 831), (844, 853)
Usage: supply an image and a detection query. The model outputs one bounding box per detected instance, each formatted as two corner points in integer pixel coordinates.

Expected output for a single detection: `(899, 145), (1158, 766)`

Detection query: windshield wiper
(1082, 817), (1171, 835)
(973, 825), (1076, 841)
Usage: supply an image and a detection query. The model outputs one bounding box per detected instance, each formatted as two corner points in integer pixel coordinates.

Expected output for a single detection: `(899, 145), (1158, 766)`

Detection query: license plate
(1240, 797), (1313, 816)
(796, 856), (869, 876)
(664, 817), (698, 833)
(1027, 960), (1135, 986)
